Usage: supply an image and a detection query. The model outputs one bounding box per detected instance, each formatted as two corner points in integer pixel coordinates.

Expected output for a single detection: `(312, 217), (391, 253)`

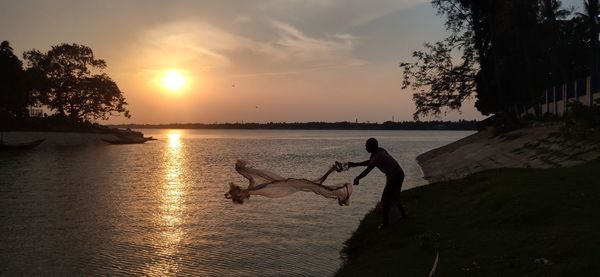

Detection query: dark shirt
(369, 148), (404, 178)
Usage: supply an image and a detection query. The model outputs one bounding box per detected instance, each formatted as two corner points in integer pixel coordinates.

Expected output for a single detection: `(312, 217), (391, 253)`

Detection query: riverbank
(417, 124), (600, 182)
(1, 117), (148, 147)
(336, 158), (600, 276)
(1, 131), (125, 147)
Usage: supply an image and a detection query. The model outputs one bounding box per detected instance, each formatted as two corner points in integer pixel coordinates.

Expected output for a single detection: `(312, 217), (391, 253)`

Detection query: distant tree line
(112, 120), (478, 130)
(401, 0), (600, 120)
(0, 41), (129, 124)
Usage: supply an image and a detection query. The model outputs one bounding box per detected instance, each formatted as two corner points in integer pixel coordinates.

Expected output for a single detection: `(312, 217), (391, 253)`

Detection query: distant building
(539, 72), (600, 117)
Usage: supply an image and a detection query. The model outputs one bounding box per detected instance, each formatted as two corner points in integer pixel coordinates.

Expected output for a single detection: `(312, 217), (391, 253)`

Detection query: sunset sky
(0, 0), (583, 124)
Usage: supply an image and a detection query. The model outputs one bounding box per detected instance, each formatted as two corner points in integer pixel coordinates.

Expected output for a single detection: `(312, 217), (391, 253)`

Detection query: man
(349, 138), (407, 229)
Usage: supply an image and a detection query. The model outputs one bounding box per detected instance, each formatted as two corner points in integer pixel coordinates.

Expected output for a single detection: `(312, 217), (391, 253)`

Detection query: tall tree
(578, 0), (600, 71)
(24, 43), (130, 121)
(538, 0), (570, 85)
(400, 1), (478, 119)
(469, 1), (542, 114)
(400, 35), (477, 119)
(403, 0), (568, 118)
(0, 41), (29, 118)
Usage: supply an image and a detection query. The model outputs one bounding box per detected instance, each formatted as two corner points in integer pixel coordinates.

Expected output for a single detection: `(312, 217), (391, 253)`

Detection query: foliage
(561, 100), (600, 139)
(577, 0), (600, 70)
(400, 33), (477, 120)
(23, 43), (130, 121)
(0, 41), (29, 118)
(402, 0), (600, 119)
(401, 1), (478, 119)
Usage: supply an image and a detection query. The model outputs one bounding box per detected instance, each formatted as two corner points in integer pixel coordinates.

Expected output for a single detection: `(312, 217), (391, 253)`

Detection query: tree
(400, 0), (479, 119)
(0, 41), (29, 118)
(402, 0), (566, 118)
(23, 43), (130, 121)
(404, 0), (600, 122)
(400, 34), (477, 119)
(577, 0), (600, 70)
(538, 0), (571, 86)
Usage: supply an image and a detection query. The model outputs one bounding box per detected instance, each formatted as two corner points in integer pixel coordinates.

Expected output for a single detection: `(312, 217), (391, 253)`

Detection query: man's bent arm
(353, 165), (374, 185)
(349, 160), (370, 167)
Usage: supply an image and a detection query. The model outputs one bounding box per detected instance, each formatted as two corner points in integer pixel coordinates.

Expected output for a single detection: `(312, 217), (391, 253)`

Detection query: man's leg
(380, 180), (395, 227)
(395, 174), (407, 218)
(397, 197), (408, 218)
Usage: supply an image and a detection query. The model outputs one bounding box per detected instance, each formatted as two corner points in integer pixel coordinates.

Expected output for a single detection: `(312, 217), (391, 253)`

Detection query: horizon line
(108, 119), (480, 126)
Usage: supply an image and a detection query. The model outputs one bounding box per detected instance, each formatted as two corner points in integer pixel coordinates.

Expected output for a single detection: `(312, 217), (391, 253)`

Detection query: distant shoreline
(108, 121), (478, 131)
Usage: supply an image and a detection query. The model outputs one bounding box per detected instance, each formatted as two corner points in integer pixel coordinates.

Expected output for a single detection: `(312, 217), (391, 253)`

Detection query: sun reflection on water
(167, 133), (182, 148)
(146, 130), (186, 275)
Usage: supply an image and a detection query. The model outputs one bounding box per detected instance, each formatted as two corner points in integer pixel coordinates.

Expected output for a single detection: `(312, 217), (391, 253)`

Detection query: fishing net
(225, 160), (352, 205)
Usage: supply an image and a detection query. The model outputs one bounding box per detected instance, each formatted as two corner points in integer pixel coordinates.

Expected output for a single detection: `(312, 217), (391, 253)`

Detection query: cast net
(225, 160), (352, 205)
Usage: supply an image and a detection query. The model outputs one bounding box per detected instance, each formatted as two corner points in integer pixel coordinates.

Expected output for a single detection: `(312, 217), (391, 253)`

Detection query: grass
(336, 159), (600, 277)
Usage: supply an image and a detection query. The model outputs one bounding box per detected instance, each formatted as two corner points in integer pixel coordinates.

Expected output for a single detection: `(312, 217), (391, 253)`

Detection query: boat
(0, 139), (46, 150)
(102, 136), (156, 145)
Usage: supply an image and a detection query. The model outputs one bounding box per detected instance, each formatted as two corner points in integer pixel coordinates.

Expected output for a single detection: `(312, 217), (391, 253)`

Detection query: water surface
(0, 129), (472, 276)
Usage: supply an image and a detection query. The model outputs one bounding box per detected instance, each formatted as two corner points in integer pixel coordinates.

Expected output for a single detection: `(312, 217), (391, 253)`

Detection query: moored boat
(102, 136), (156, 145)
(0, 139), (46, 150)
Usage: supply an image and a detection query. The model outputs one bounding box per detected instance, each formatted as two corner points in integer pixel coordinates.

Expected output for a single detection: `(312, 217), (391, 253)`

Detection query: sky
(0, 0), (583, 124)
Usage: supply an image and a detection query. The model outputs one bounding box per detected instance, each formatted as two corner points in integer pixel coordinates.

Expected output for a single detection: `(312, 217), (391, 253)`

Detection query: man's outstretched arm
(353, 165), (374, 186)
(348, 160), (370, 167)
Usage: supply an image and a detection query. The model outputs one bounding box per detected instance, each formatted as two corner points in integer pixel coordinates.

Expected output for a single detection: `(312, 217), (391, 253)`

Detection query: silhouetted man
(349, 138), (407, 229)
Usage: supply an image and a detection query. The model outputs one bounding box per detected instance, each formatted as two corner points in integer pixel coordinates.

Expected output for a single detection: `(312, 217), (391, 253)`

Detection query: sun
(161, 70), (186, 92)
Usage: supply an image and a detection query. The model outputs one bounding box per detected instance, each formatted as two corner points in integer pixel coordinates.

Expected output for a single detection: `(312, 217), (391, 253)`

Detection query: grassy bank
(337, 159), (600, 277)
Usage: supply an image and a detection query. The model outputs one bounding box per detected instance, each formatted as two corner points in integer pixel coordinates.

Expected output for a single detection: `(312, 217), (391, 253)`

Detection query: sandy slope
(417, 124), (600, 182)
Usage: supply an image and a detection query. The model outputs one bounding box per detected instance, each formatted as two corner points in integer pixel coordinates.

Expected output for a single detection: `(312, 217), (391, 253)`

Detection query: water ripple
(0, 130), (471, 275)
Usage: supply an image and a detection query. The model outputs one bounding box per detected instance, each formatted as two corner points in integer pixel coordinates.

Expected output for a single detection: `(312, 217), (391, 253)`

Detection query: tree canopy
(23, 43), (130, 121)
(402, 0), (600, 119)
(0, 41), (29, 118)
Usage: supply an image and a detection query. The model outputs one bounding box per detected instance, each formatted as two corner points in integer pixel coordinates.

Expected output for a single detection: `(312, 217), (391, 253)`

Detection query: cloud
(257, 0), (428, 28)
(129, 18), (365, 78)
(129, 21), (252, 73)
(233, 16), (252, 24)
(257, 21), (361, 65)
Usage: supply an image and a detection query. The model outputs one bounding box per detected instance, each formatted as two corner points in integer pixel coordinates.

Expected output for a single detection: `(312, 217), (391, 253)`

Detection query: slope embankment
(336, 125), (600, 276)
(336, 158), (600, 276)
(417, 124), (600, 182)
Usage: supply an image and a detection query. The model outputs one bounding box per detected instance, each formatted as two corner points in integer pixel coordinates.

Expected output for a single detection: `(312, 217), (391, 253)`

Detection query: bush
(522, 113), (536, 121)
(561, 101), (600, 140)
(542, 112), (559, 122)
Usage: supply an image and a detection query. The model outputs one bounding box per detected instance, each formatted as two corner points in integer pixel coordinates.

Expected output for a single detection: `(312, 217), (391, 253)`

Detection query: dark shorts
(381, 172), (404, 208)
